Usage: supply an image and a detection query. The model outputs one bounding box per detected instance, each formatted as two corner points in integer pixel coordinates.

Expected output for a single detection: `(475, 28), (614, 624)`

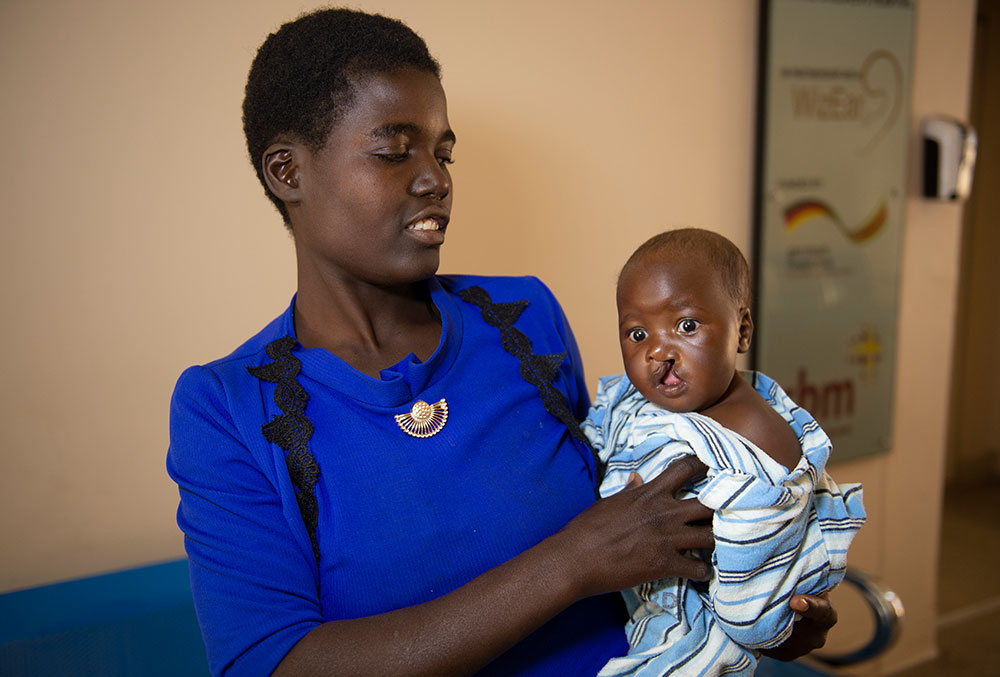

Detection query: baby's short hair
(620, 228), (751, 307)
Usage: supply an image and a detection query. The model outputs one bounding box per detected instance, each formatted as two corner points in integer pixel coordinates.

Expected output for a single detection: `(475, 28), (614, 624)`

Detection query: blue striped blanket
(582, 371), (865, 676)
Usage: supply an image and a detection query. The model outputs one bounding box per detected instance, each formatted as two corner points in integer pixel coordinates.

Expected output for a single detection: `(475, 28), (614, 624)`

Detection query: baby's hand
(760, 594), (837, 661)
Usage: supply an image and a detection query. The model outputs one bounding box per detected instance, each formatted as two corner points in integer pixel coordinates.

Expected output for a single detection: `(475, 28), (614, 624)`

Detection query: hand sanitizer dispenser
(922, 117), (977, 201)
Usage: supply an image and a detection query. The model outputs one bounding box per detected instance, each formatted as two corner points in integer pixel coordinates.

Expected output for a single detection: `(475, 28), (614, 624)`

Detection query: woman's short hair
(242, 8), (441, 222)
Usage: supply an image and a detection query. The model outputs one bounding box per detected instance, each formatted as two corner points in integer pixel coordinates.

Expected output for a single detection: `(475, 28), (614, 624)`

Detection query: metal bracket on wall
(813, 567), (905, 667)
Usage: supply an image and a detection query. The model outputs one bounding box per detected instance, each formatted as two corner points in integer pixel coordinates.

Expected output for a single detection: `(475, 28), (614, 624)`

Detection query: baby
(582, 228), (866, 676)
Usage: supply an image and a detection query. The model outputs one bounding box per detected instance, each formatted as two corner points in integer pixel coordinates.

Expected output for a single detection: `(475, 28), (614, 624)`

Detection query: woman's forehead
(341, 69), (451, 136)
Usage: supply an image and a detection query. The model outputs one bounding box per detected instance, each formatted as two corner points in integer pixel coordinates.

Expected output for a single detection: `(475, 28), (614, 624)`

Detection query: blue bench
(3, 559), (895, 676)
(0, 559), (209, 677)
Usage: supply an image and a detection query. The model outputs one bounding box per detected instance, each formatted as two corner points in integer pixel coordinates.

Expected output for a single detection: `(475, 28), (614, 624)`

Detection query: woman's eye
(678, 319), (699, 334)
(375, 151), (408, 163)
(627, 328), (647, 342)
(437, 155), (454, 167)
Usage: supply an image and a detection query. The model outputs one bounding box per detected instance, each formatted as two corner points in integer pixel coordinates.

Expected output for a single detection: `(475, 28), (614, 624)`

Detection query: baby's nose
(647, 337), (674, 361)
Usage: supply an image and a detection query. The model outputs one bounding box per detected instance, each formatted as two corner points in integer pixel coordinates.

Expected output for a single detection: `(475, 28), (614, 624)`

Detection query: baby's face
(617, 255), (749, 413)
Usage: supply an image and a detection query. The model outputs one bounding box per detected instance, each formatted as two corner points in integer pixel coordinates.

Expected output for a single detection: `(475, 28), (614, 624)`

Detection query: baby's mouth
(659, 362), (683, 388)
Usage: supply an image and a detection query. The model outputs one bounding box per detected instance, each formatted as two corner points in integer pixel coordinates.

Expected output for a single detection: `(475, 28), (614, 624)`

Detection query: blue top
(167, 275), (627, 676)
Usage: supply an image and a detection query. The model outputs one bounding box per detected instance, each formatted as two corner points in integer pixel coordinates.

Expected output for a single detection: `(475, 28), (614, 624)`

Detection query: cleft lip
(650, 359), (671, 382)
(657, 361), (681, 388)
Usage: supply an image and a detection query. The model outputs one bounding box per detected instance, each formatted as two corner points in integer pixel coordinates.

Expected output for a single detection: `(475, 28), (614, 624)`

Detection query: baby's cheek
(622, 352), (644, 383)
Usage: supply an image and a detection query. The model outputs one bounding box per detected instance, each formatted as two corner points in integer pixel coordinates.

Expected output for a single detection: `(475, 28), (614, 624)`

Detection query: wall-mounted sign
(753, 0), (915, 462)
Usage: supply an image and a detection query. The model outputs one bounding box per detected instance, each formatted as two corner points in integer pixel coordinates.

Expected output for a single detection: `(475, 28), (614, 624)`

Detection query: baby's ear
(737, 307), (753, 353)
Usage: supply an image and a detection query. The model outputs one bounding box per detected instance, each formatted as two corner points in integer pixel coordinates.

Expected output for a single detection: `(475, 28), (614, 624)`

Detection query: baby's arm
(699, 461), (823, 649)
(693, 389), (863, 650)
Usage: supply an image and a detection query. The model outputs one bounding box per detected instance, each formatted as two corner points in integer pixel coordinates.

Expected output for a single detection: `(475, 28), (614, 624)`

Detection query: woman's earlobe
(262, 145), (302, 202)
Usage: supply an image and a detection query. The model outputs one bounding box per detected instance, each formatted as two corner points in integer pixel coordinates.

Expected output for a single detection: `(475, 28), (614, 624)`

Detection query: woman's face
(290, 68), (455, 288)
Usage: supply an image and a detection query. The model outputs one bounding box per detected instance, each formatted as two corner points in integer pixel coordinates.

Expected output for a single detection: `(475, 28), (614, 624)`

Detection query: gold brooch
(395, 398), (448, 438)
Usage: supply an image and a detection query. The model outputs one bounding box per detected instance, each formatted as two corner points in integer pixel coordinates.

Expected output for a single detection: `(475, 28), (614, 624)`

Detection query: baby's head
(616, 228), (754, 413)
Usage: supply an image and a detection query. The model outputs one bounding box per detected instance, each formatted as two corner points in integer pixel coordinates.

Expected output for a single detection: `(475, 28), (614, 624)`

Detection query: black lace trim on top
(458, 286), (601, 485)
(246, 336), (321, 563)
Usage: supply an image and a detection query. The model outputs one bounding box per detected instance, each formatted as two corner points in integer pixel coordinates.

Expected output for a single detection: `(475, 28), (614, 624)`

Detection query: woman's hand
(556, 455), (715, 599)
(276, 456), (717, 676)
(759, 594), (838, 661)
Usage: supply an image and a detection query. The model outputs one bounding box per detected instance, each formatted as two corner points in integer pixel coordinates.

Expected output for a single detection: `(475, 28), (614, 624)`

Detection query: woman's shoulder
(174, 300), (295, 394)
(437, 273), (556, 302)
(438, 274), (573, 344)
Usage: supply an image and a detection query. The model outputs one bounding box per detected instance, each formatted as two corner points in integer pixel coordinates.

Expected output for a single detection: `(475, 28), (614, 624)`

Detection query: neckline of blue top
(273, 276), (464, 409)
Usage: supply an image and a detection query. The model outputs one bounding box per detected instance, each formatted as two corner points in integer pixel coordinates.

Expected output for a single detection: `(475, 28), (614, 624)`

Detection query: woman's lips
(407, 217), (443, 231)
(405, 217), (446, 244)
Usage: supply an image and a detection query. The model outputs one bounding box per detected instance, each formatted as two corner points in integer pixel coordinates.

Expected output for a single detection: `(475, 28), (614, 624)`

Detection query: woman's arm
(274, 455), (715, 676)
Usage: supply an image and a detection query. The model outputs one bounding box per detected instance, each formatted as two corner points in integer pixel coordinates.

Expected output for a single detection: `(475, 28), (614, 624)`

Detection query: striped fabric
(583, 371), (865, 676)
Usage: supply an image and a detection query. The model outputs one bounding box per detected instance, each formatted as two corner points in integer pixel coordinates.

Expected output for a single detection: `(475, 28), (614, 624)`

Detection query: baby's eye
(626, 328), (648, 342)
(677, 319), (699, 334)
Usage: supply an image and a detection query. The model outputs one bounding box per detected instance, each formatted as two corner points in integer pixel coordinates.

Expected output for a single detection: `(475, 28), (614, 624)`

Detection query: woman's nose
(410, 156), (451, 200)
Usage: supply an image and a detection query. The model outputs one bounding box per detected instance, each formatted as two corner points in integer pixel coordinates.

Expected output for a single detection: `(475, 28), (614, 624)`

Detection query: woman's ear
(737, 307), (754, 354)
(262, 143), (303, 205)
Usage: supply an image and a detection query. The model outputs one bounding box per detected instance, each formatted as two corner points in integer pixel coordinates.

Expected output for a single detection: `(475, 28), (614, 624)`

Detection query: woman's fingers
(564, 455), (719, 595)
(663, 551), (711, 581)
(620, 457), (714, 553)
(646, 455), (709, 494)
(678, 513), (715, 551)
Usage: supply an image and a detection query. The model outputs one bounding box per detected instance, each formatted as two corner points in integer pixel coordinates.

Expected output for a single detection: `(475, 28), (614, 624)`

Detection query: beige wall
(0, 1), (976, 673)
(826, 1), (976, 672)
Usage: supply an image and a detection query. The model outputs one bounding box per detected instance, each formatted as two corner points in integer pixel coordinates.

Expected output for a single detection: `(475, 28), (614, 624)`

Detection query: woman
(168, 8), (835, 675)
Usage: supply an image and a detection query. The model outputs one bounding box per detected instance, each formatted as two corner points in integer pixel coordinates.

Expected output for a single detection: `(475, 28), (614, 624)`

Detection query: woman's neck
(293, 272), (442, 378)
